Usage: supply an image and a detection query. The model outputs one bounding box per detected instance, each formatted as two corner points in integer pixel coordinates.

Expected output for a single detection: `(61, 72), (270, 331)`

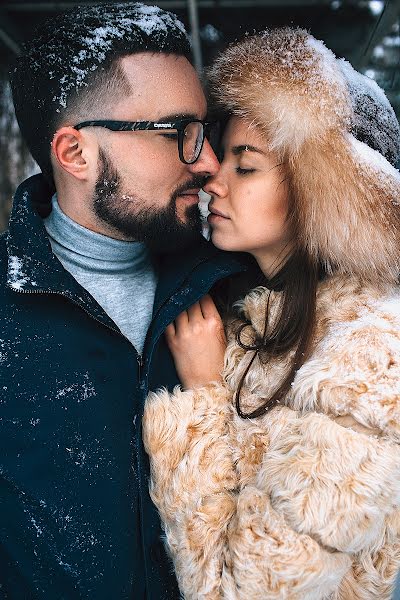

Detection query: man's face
(90, 53), (219, 250)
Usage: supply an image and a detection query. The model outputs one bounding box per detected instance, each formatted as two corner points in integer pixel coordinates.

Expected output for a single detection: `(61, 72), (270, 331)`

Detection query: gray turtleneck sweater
(44, 196), (157, 354)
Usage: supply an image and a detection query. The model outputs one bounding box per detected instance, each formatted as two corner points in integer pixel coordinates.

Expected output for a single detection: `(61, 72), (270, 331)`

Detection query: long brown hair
(233, 248), (319, 418)
(208, 109), (321, 419)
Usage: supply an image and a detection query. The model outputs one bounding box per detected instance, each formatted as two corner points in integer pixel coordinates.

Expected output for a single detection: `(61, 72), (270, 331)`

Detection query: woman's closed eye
(236, 166), (256, 175)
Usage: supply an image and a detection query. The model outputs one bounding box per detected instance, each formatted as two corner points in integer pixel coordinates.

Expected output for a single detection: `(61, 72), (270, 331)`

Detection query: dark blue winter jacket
(0, 174), (249, 600)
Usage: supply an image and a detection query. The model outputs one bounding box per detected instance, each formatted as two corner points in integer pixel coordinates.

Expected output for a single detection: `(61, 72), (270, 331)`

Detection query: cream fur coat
(143, 274), (400, 600)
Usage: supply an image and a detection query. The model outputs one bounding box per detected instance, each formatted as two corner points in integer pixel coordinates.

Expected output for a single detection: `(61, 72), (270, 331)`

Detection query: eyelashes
(236, 167), (256, 175)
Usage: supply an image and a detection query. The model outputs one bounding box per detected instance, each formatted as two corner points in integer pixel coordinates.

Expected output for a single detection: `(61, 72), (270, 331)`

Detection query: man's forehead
(116, 53), (207, 119)
(119, 53), (200, 86)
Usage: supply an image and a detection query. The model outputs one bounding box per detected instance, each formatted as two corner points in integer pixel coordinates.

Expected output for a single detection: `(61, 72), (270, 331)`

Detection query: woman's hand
(166, 294), (227, 389)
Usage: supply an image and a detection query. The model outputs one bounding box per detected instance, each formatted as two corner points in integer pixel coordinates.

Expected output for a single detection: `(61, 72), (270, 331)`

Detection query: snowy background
(0, 0), (399, 232)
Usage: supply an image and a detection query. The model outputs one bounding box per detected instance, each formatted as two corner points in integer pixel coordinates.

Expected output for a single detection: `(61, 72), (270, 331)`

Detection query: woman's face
(204, 117), (292, 276)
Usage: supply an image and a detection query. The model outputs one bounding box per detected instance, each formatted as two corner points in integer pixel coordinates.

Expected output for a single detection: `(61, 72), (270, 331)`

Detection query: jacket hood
(208, 28), (400, 284)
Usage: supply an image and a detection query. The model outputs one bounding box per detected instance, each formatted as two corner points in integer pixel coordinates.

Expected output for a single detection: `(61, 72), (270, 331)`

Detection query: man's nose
(188, 138), (220, 177)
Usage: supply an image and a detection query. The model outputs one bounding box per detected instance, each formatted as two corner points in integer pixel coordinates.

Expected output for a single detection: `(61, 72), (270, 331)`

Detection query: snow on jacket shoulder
(143, 274), (400, 600)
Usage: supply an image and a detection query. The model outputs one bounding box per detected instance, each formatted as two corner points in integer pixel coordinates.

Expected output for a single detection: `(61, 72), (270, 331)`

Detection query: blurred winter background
(0, 0), (399, 232)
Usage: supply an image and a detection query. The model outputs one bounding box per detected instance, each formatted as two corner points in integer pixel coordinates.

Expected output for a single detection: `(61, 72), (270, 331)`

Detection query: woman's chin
(210, 231), (242, 253)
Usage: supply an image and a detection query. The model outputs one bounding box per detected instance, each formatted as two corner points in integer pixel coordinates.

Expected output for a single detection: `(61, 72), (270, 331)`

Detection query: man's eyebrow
(231, 144), (265, 156)
(156, 112), (203, 122)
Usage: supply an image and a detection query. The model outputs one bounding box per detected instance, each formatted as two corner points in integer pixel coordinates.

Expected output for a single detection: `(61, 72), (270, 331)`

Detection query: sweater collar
(44, 195), (152, 275)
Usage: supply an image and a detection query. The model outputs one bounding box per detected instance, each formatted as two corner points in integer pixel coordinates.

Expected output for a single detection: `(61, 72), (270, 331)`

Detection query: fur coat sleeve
(143, 384), (351, 599)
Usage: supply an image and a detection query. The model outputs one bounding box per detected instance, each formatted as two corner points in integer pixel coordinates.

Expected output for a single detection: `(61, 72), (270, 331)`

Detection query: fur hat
(208, 28), (400, 284)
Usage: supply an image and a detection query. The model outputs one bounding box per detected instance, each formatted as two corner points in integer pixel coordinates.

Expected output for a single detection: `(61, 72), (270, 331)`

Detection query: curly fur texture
(143, 384), (237, 598)
(208, 30), (351, 154)
(207, 29), (400, 283)
(143, 275), (400, 599)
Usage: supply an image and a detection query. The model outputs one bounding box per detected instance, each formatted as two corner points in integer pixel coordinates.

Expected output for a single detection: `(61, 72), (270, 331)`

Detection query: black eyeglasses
(73, 118), (220, 165)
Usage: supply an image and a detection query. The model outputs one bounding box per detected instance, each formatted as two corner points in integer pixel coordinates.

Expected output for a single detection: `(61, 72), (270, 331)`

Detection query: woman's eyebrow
(231, 144), (265, 156)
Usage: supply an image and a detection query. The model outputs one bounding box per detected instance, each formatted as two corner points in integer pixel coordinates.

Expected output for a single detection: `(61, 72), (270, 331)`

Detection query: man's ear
(51, 127), (91, 180)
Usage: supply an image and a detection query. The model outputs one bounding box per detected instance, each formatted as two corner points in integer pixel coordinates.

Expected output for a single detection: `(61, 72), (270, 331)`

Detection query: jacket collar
(5, 175), (127, 333)
(6, 174), (64, 293)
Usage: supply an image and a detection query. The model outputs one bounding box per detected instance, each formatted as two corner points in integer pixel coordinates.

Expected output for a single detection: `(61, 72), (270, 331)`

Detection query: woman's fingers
(200, 296), (225, 343)
(186, 301), (204, 323)
(186, 296), (222, 325)
(163, 295), (226, 389)
(166, 296), (223, 346)
(199, 294), (221, 320)
(173, 306), (189, 334)
(165, 321), (176, 339)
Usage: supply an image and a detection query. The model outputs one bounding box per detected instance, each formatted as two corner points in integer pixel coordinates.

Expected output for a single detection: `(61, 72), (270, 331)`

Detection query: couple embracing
(2, 2), (400, 599)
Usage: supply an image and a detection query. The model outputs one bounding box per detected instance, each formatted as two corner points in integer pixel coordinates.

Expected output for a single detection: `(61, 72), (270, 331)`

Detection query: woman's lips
(207, 206), (230, 222)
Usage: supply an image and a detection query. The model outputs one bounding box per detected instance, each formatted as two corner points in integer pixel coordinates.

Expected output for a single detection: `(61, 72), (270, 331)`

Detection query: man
(0, 3), (248, 598)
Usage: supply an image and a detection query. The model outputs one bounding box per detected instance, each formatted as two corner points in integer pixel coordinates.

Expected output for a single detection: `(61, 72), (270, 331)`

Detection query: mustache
(173, 176), (208, 199)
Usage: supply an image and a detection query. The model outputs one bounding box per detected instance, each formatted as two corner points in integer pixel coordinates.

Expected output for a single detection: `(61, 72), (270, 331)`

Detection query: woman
(143, 28), (400, 599)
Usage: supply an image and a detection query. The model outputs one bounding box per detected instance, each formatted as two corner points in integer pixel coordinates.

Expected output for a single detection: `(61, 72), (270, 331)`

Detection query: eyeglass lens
(183, 122), (204, 163)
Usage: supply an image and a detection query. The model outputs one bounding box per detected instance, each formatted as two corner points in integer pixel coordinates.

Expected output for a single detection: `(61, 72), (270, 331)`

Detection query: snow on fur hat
(208, 28), (400, 284)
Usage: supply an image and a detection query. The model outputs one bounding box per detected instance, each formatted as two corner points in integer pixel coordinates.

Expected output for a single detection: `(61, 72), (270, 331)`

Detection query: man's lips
(177, 188), (201, 199)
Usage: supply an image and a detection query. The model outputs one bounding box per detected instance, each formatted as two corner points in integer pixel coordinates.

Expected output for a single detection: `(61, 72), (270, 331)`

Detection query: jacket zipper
(136, 354), (143, 381)
(9, 286), (145, 374)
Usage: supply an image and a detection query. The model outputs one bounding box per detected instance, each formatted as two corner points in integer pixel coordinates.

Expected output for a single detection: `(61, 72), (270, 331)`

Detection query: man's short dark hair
(9, 2), (192, 182)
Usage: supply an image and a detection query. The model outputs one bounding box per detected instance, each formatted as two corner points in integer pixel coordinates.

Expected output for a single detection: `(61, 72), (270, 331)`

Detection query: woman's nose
(203, 170), (227, 197)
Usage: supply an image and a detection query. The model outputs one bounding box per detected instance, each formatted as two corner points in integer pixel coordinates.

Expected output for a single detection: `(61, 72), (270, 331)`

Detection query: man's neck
(44, 195), (145, 267)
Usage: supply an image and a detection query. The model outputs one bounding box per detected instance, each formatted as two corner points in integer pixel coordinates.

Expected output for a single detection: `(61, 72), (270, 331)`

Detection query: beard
(92, 148), (205, 252)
